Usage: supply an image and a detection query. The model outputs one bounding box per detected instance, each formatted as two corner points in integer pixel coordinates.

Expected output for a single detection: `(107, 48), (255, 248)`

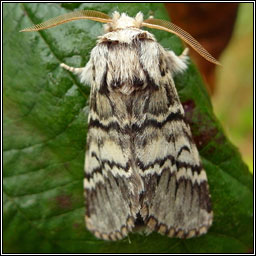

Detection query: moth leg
(60, 63), (84, 75)
(179, 47), (189, 59)
(166, 47), (189, 74)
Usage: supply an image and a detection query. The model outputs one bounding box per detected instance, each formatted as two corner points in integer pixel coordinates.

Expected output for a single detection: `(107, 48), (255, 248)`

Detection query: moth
(21, 9), (220, 241)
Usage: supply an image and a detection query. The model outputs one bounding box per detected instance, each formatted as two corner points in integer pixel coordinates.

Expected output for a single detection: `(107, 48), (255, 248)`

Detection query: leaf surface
(3, 3), (253, 253)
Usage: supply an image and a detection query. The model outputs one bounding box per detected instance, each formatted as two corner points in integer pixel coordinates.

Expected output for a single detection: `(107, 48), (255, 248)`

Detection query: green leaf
(3, 3), (253, 253)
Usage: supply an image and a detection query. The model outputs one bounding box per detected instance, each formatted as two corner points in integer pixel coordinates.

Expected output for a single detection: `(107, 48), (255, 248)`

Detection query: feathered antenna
(20, 10), (220, 65)
(142, 18), (221, 65)
(20, 10), (111, 32)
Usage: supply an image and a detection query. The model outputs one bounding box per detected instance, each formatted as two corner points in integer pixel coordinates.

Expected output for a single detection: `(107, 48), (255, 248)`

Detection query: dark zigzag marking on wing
(85, 154), (130, 181)
(136, 154), (202, 174)
(88, 118), (121, 132)
(131, 110), (184, 132)
(177, 145), (191, 158)
(88, 110), (185, 132)
(138, 128), (193, 149)
(166, 127), (193, 144)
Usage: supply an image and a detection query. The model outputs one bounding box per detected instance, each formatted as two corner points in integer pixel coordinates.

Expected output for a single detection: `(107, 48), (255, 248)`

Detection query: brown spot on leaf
(55, 195), (72, 209)
(73, 222), (82, 229)
(214, 133), (226, 145)
(193, 126), (218, 150)
(182, 99), (196, 123)
(182, 99), (219, 150)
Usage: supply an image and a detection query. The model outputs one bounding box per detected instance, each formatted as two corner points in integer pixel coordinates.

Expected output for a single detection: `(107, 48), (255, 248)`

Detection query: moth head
(20, 9), (220, 65)
(103, 11), (144, 32)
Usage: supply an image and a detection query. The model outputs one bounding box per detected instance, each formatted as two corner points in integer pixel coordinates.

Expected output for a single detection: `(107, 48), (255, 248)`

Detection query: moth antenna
(142, 18), (221, 66)
(20, 10), (111, 32)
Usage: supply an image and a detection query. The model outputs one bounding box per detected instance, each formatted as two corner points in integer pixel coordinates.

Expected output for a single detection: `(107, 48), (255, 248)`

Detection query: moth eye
(102, 39), (119, 46)
(107, 40), (119, 45)
(110, 40), (119, 44)
(138, 32), (147, 40)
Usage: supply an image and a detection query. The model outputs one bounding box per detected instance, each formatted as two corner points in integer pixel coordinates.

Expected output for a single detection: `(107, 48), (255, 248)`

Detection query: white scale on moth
(21, 9), (220, 241)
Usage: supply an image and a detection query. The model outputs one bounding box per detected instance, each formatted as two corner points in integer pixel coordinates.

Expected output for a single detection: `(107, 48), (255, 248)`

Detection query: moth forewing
(21, 10), (216, 241)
